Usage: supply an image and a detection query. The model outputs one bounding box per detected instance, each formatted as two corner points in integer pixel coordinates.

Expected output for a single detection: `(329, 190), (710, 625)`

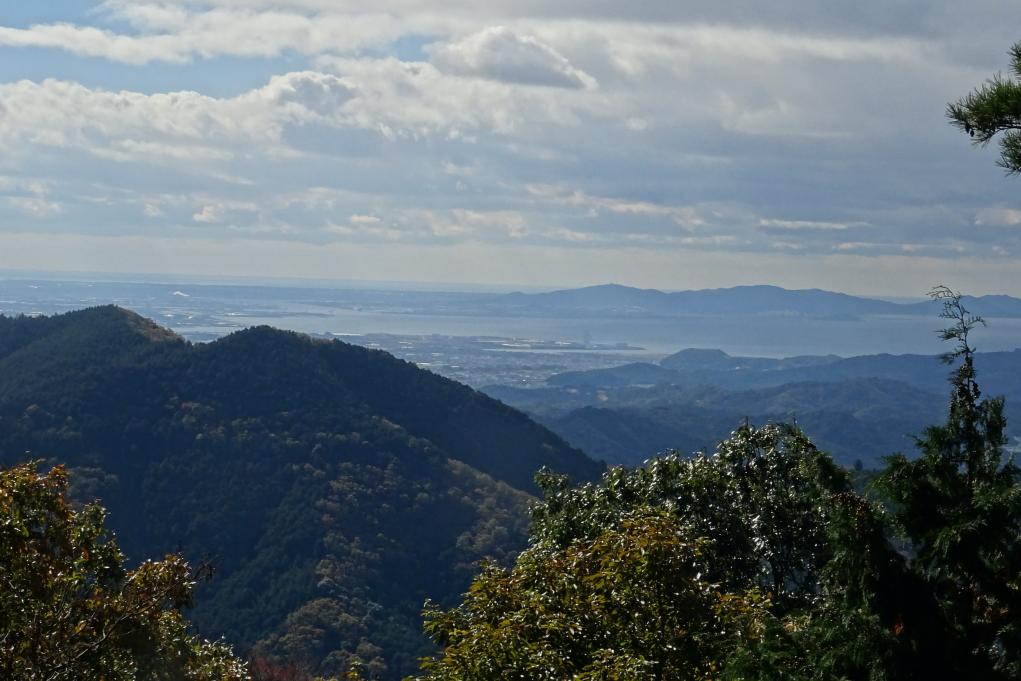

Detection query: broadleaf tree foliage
(419, 511), (768, 680)
(417, 287), (1020, 680)
(0, 462), (249, 681)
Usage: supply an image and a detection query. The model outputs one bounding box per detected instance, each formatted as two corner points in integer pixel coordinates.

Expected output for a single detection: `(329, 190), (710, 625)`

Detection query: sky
(1, 1), (1020, 295)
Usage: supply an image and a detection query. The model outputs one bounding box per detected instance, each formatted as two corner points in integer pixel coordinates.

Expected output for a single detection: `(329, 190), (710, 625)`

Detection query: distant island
(493, 283), (1021, 319)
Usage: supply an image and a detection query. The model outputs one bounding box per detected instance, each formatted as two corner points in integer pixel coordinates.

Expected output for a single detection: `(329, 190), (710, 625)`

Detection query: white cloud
(0, 6), (415, 64)
(312, 56), (598, 136)
(6, 196), (63, 218)
(759, 218), (862, 231)
(624, 117), (648, 131)
(975, 207), (1021, 227)
(0, 1), (1018, 292)
(526, 184), (713, 229)
(191, 201), (259, 225)
(261, 71), (355, 118)
(430, 27), (596, 89)
(0, 79), (250, 155)
(93, 139), (235, 163)
(0, 72), (373, 166)
(192, 205), (222, 223)
(0, 175), (50, 196)
(0, 24), (186, 65)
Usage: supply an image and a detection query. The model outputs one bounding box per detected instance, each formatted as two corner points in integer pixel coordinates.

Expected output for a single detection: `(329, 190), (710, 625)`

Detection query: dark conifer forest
(0, 306), (598, 678)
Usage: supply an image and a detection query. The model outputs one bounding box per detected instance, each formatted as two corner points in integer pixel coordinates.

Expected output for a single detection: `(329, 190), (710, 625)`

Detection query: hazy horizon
(6, 272), (1021, 359)
(0, 266), (963, 300)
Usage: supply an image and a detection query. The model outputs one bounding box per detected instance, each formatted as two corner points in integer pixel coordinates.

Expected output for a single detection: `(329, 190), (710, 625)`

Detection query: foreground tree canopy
(874, 287), (1021, 677)
(0, 462), (248, 681)
(418, 288), (1021, 681)
(948, 40), (1021, 173)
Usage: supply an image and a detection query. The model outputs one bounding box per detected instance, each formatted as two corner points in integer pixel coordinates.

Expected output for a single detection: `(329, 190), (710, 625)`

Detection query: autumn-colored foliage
(0, 462), (248, 681)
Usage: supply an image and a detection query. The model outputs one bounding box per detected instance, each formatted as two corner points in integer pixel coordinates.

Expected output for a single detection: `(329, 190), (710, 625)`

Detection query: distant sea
(229, 309), (1021, 357)
(2, 274), (1019, 358)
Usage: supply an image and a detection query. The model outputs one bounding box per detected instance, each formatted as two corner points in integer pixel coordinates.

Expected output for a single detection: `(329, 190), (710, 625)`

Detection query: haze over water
(3, 275), (1019, 358)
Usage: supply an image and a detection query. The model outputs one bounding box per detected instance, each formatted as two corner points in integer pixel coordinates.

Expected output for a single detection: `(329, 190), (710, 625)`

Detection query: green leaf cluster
(419, 423), (883, 679)
(418, 511), (768, 680)
(0, 461), (248, 681)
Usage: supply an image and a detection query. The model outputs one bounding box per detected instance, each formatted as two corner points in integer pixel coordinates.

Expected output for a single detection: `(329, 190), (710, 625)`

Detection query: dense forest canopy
(0, 306), (598, 679)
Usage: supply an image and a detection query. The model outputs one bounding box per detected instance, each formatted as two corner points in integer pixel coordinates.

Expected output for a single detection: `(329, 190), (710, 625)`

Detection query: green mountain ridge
(502, 345), (1021, 468)
(533, 378), (944, 467)
(0, 306), (602, 678)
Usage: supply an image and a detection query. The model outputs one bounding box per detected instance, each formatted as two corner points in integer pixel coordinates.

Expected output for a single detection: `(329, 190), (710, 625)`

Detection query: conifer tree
(875, 286), (1021, 679)
(948, 41), (1021, 173)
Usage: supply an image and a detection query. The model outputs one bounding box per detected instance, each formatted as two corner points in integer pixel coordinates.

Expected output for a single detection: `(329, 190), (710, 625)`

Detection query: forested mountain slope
(521, 378), (948, 467)
(488, 346), (1021, 468)
(0, 307), (601, 678)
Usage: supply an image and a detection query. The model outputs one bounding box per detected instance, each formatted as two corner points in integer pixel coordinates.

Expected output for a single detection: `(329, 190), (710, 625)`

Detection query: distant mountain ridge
(494, 283), (1021, 319)
(545, 346), (1021, 396)
(523, 377), (947, 468)
(0, 306), (602, 679)
(486, 344), (1021, 469)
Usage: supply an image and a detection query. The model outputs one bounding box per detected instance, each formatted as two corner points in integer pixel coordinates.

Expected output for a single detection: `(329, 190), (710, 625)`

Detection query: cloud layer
(0, 1), (1020, 293)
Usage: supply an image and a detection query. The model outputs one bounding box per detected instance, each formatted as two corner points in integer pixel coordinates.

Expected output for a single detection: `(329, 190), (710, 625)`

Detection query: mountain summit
(0, 306), (601, 678)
